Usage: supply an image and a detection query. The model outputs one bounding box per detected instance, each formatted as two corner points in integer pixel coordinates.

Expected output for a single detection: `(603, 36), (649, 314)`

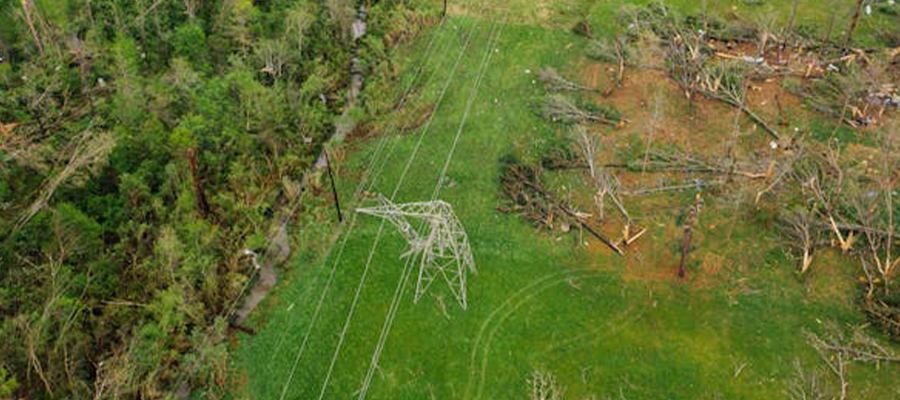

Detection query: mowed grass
(234, 3), (900, 400)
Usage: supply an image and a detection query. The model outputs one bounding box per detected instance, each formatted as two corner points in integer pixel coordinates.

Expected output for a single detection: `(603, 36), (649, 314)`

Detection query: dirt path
(233, 2), (371, 326)
(235, 223), (289, 325)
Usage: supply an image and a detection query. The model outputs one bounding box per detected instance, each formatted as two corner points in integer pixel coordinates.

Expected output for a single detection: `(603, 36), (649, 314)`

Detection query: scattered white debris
(351, 20), (366, 40)
(525, 69), (532, 74)
(243, 249), (261, 270)
(827, 64), (840, 72)
(740, 55), (765, 64)
(865, 4), (872, 15)
(770, 140), (779, 150)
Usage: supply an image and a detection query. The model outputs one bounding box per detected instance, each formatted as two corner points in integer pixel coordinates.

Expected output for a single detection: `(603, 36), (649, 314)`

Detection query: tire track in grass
(463, 269), (590, 400)
(465, 270), (628, 400)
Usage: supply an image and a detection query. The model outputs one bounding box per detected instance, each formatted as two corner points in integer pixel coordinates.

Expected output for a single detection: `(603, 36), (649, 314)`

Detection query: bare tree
(805, 328), (848, 400)
(780, 207), (819, 273)
(255, 38), (289, 78)
(326, 0), (356, 41)
(852, 123), (900, 287)
(785, 360), (829, 400)
(586, 36), (629, 87)
(805, 323), (900, 400)
(791, 150), (853, 253)
(529, 370), (564, 400)
(285, 6), (314, 53)
(576, 127), (631, 228)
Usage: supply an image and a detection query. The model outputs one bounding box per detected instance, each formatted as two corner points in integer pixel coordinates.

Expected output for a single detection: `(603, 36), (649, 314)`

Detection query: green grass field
(234, 1), (900, 399)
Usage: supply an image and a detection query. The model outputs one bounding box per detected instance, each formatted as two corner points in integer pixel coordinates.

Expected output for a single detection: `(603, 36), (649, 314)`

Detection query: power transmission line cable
(312, 12), (487, 400)
(354, 12), (507, 400)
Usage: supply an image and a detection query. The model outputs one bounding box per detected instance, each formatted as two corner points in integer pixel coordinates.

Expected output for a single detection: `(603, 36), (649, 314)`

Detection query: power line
(313, 12), (486, 400)
(273, 12), (466, 400)
(354, 13), (507, 400)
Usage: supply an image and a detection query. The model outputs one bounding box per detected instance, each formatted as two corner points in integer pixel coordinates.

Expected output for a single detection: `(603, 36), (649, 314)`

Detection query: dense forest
(0, 0), (430, 398)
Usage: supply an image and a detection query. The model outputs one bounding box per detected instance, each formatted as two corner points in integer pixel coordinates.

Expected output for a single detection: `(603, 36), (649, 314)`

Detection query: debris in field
(499, 157), (623, 255)
(868, 84), (899, 107)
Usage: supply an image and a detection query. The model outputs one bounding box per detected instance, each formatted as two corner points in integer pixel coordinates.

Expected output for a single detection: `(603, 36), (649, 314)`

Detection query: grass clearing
(235, 2), (900, 399)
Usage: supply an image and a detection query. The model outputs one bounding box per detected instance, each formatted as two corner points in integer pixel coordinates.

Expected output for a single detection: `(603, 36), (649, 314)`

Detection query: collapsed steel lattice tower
(357, 195), (476, 309)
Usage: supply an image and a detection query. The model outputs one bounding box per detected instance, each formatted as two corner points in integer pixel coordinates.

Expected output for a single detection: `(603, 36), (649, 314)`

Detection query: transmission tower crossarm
(356, 194), (476, 309)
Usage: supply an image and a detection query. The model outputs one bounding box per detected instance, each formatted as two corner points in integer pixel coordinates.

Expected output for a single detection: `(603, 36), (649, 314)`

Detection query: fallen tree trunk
(519, 176), (624, 256)
(706, 92), (781, 140)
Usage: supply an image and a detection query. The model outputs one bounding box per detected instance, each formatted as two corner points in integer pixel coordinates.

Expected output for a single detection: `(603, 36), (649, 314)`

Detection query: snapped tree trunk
(844, 0), (865, 48)
(187, 148), (211, 218)
(20, 0), (45, 56)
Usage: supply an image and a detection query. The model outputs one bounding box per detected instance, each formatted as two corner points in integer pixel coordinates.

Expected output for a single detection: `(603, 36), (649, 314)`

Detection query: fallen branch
(539, 67), (597, 92)
(706, 91), (781, 140)
(541, 95), (624, 126)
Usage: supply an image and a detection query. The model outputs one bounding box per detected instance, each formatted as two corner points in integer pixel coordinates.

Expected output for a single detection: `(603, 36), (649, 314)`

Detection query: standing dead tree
(576, 128), (643, 246)
(586, 35), (631, 87)
(779, 207), (820, 273)
(785, 360), (829, 400)
(529, 370), (564, 400)
(790, 149), (854, 254)
(499, 158), (624, 255)
(850, 123), (899, 299)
